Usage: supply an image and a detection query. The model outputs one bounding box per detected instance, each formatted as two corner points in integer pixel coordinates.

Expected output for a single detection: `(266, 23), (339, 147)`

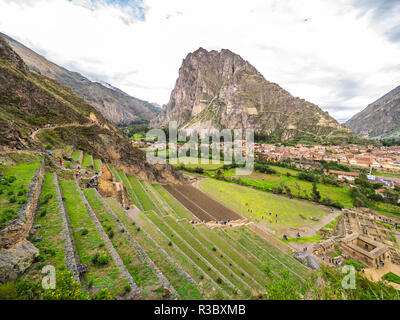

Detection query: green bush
(7, 176), (16, 184)
(39, 209), (47, 217)
(40, 194), (53, 205)
(7, 190), (14, 196)
(124, 284), (132, 293)
(8, 195), (16, 203)
(91, 253), (110, 266)
(81, 229), (89, 236)
(18, 197), (28, 204)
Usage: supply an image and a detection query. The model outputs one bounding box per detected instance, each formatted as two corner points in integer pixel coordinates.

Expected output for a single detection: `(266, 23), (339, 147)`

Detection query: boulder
(293, 251), (320, 270)
(0, 240), (39, 282)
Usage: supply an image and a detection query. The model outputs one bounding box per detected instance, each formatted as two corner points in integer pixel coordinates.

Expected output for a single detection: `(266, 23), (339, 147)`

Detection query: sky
(0, 0), (399, 122)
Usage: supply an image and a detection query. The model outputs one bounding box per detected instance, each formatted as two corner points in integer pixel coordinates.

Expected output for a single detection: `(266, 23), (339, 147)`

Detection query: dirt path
(30, 122), (97, 140)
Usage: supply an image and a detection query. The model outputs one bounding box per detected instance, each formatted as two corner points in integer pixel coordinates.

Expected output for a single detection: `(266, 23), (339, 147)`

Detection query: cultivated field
(199, 178), (328, 231)
(164, 184), (242, 222)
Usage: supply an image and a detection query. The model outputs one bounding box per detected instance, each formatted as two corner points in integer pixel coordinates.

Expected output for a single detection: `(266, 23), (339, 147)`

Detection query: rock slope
(346, 85), (400, 139)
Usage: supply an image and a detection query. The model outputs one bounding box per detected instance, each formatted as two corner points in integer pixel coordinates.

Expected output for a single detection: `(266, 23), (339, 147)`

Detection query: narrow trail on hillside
(30, 122), (98, 140)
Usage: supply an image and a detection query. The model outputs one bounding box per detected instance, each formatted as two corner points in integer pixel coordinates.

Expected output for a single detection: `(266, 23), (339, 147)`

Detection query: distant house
(328, 170), (359, 181)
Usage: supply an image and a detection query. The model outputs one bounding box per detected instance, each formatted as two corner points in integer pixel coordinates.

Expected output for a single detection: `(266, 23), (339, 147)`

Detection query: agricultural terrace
(0, 154), (41, 229)
(82, 188), (163, 299)
(170, 157), (231, 171)
(125, 178), (310, 297)
(105, 197), (203, 300)
(108, 165), (121, 182)
(223, 167), (353, 207)
(71, 150), (82, 162)
(27, 173), (66, 282)
(82, 154), (93, 168)
(93, 159), (102, 173)
(199, 178), (328, 231)
(59, 180), (126, 295)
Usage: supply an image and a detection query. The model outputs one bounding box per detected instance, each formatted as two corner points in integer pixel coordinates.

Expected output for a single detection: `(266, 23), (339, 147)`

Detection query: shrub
(7, 190), (14, 196)
(108, 231), (114, 239)
(91, 253), (110, 266)
(42, 271), (90, 300)
(17, 189), (27, 196)
(216, 278), (222, 284)
(8, 195), (16, 203)
(39, 209), (47, 217)
(124, 284), (132, 293)
(18, 197), (28, 204)
(81, 229), (89, 236)
(91, 288), (113, 300)
(40, 194), (53, 205)
(7, 176), (16, 184)
(168, 241), (172, 246)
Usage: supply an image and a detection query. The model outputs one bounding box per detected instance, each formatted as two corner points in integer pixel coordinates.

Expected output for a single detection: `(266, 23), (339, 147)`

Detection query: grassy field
(105, 197), (203, 299)
(224, 168), (353, 207)
(0, 156), (41, 229)
(59, 180), (125, 296)
(199, 178), (328, 231)
(26, 173), (66, 282)
(82, 154), (93, 168)
(93, 159), (102, 173)
(170, 157), (231, 171)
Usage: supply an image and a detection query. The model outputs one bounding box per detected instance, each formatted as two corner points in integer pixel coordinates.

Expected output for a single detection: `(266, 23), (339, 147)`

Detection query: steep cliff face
(0, 36), (182, 184)
(153, 48), (352, 142)
(1, 32), (159, 125)
(346, 86), (400, 139)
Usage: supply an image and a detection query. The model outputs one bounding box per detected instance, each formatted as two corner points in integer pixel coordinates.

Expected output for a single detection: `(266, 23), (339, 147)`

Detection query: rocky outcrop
(97, 177), (130, 208)
(346, 85), (400, 139)
(0, 240), (39, 282)
(153, 48), (352, 143)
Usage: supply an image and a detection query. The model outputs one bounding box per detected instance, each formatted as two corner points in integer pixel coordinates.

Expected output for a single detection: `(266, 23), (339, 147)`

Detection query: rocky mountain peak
(152, 47), (352, 143)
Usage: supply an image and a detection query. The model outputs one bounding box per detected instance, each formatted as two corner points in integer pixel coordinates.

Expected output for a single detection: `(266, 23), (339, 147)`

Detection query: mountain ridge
(346, 85), (400, 139)
(0, 35), (181, 183)
(0, 32), (159, 125)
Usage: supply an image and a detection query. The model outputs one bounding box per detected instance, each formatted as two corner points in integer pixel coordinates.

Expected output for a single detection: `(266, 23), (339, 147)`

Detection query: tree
(311, 181), (321, 202)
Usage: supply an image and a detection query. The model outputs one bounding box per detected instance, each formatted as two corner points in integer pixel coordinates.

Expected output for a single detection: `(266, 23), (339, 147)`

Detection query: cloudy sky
(0, 0), (399, 122)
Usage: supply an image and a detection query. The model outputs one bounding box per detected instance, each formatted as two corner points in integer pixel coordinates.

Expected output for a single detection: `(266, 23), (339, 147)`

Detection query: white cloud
(0, 0), (399, 121)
